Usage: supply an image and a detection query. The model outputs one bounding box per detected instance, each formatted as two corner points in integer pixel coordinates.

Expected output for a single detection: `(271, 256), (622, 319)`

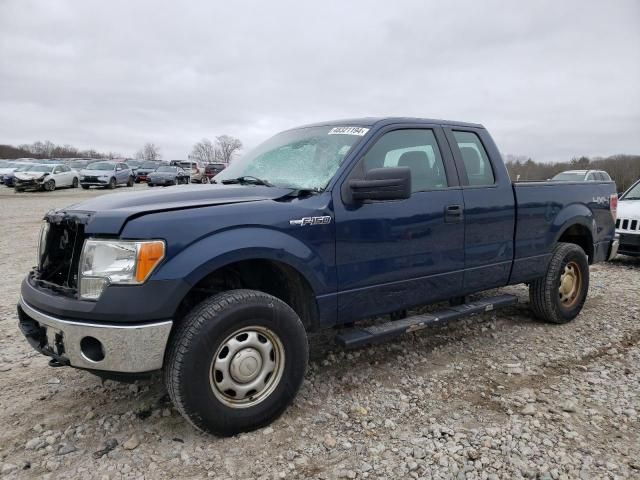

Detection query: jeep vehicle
(18, 118), (617, 436)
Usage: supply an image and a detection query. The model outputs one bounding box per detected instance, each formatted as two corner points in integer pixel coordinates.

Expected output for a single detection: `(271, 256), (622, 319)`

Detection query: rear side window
(362, 129), (448, 192)
(452, 131), (495, 186)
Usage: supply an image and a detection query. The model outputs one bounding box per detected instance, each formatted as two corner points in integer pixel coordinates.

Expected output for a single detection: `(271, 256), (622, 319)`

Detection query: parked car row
(0, 158), (228, 191)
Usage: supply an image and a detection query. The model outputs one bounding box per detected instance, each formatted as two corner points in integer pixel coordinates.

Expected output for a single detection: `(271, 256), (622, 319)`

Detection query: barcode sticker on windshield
(328, 127), (370, 136)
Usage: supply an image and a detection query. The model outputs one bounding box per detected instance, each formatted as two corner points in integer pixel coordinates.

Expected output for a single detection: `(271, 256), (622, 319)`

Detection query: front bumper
(18, 297), (172, 373)
(80, 178), (109, 186)
(617, 231), (640, 257)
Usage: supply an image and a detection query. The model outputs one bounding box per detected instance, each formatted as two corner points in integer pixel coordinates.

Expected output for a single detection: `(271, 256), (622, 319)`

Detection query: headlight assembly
(78, 239), (165, 300)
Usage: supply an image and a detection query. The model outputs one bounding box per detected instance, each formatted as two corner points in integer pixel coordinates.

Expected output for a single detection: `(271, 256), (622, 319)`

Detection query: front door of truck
(334, 126), (465, 322)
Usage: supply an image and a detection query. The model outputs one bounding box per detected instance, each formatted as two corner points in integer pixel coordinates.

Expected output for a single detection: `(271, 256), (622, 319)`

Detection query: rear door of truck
(443, 127), (516, 292)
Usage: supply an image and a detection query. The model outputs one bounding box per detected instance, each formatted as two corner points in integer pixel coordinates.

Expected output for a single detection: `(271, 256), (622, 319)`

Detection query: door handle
(445, 204), (464, 222)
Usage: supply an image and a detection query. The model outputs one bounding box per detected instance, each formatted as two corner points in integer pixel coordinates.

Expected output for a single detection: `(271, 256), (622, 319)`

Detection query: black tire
(148, 183), (154, 187)
(529, 242), (589, 324)
(72, 177), (79, 188)
(164, 289), (308, 436)
(44, 179), (55, 191)
(81, 185), (90, 190)
(135, 178), (140, 184)
(108, 177), (116, 189)
(15, 187), (24, 193)
(127, 176), (134, 187)
(201, 175), (209, 184)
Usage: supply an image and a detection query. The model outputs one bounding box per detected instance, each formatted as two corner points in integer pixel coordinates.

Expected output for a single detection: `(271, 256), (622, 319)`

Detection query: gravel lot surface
(0, 185), (638, 479)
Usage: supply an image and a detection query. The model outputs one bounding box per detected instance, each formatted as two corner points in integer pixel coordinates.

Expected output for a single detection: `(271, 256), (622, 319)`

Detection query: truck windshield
(214, 126), (367, 190)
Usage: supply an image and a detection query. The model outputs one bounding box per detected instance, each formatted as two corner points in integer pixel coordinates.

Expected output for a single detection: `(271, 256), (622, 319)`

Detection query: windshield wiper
(221, 176), (273, 187)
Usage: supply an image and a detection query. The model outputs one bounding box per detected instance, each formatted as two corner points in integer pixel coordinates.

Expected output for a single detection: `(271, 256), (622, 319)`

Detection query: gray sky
(1, 0), (639, 162)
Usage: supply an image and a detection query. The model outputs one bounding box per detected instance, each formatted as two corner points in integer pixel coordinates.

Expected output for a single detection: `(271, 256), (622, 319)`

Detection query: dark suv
(204, 163), (226, 182)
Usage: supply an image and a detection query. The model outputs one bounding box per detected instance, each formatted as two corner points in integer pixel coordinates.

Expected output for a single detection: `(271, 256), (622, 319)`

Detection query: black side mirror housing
(349, 167), (411, 201)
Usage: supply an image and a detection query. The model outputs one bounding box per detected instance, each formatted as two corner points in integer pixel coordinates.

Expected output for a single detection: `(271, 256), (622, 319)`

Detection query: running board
(335, 294), (518, 348)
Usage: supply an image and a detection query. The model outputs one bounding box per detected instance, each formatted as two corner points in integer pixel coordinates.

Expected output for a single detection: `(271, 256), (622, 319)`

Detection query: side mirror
(349, 167), (411, 201)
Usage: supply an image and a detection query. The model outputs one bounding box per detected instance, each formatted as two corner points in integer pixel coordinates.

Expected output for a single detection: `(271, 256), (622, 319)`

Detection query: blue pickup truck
(18, 118), (618, 436)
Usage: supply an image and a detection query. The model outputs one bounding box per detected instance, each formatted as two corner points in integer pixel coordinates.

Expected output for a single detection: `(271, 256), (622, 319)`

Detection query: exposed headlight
(78, 239), (165, 300)
(37, 221), (50, 268)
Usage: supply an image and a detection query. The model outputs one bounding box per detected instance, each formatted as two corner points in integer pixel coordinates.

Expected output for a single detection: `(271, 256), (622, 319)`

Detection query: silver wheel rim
(210, 326), (285, 408)
(202, 176), (209, 184)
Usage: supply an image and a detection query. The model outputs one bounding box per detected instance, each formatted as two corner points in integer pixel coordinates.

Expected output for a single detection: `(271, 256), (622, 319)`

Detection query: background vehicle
(173, 160), (207, 183)
(148, 165), (190, 186)
(0, 161), (30, 182)
(204, 163), (226, 182)
(69, 159), (97, 170)
(18, 118), (617, 437)
(551, 170), (612, 182)
(79, 161), (134, 189)
(615, 178), (640, 256)
(134, 161), (162, 183)
(3, 164), (39, 187)
(125, 159), (144, 174)
(14, 163), (79, 191)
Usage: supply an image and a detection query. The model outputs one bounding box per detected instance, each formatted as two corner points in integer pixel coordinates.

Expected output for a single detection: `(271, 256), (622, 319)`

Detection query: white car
(615, 179), (640, 257)
(550, 170), (612, 182)
(14, 164), (79, 192)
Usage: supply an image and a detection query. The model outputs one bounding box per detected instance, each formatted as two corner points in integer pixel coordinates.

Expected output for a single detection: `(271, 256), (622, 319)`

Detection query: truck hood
(49, 184), (293, 234)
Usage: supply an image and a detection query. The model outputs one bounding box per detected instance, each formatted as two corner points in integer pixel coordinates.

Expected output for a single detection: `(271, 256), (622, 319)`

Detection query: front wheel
(81, 185), (90, 190)
(201, 175), (209, 184)
(108, 177), (116, 189)
(44, 179), (55, 191)
(164, 289), (308, 436)
(127, 176), (134, 187)
(529, 242), (589, 324)
(72, 177), (79, 188)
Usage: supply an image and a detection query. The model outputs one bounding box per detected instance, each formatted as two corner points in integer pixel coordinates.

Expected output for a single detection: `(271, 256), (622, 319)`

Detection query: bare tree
(136, 143), (161, 161)
(190, 139), (217, 163)
(215, 135), (242, 164)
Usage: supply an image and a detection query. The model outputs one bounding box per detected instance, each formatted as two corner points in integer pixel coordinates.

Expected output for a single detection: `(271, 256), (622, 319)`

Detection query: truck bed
(509, 180), (616, 283)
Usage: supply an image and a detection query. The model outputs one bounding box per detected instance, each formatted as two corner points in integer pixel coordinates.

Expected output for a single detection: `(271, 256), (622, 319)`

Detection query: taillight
(610, 194), (618, 221)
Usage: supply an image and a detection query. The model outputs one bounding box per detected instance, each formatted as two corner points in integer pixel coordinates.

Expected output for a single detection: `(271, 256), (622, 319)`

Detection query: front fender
(153, 227), (332, 295)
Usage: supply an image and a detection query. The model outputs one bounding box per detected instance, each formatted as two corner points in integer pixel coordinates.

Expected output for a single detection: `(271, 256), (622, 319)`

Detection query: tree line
(505, 154), (640, 192)
(0, 141), (117, 160)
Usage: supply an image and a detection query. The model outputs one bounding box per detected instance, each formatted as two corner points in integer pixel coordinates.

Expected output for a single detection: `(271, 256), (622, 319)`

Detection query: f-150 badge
(289, 216), (332, 226)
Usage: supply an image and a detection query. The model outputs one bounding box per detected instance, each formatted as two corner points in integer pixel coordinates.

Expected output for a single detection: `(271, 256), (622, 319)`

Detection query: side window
(452, 131), (495, 186)
(362, 129), (448, 192)
(53, 166), (61, 174)
(116, 164), (123, 171)
(62, 165), (70, 172)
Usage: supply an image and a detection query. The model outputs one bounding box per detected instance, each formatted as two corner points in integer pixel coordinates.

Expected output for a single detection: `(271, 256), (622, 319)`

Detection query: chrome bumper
(608, 235), (620, 260)
(18, 297), (172, 373)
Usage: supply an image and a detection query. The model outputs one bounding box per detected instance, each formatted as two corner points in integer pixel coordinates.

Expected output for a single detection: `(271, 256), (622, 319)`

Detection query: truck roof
(294, 117), (484, 130)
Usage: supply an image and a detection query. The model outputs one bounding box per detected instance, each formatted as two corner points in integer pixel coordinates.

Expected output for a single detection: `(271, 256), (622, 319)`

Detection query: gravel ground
(0, 185), (638, 479)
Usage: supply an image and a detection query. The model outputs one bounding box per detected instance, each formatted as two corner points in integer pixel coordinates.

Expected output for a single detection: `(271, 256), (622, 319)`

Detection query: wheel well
(558, 224), (594, 263)
(176, 259), (319, 330)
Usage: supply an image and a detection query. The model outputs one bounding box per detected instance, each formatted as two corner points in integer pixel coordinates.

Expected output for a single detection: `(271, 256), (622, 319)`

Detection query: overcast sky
(1, 0), (639, 162)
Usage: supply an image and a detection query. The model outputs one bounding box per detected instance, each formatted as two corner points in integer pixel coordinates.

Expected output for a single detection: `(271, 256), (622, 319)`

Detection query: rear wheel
(164, 289), (308, 436)
(529, 242), (589, 324)
(72, 177), (79, 188)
